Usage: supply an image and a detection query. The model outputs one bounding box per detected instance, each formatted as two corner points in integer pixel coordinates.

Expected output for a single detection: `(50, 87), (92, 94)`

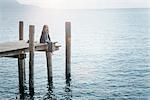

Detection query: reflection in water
(29, 95), (34, 100)
(42, 82), (57, 100)
(17, 82), (34, 100)
(64, 78), (72, 100)
(17, 92), (34, 100)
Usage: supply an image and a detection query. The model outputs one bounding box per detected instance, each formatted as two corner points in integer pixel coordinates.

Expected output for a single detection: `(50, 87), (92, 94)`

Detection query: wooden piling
(19, 21), (26, 81)
(18, 53), (25, 97)
(29, 25), (35, 96)
(18, 21), (25, 97)
(65, 22), (71, 79)
(46, 42), (53, 85)
(19, 21), (24, 40)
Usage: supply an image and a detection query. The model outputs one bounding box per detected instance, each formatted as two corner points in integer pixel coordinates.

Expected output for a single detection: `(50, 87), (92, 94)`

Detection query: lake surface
(0, 8), (150, 99)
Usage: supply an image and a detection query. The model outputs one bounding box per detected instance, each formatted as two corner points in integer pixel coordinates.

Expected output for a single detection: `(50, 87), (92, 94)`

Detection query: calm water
(0, 8), (150, 99)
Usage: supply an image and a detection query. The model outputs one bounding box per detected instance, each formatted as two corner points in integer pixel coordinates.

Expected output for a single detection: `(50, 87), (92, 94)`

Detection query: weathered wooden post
(19, 21), (26, 81)
(46, 42), (53, 85)
(19, 21), (24, 40)
(29, 25), (35, 96)
(65, 22), (71, 79)
(18, 21), (25, 97)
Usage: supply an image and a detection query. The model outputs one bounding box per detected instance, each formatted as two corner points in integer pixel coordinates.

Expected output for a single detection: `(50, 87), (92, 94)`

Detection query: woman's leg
(47, 41), (52, 52)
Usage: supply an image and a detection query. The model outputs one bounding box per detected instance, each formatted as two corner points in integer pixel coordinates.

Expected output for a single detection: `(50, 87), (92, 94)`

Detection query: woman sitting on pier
(40, 25), (52, 52)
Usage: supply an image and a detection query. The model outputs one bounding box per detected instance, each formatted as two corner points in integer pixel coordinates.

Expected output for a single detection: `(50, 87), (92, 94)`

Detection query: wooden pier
(0, 40), (55, 57)
(0, 21), (72, 99)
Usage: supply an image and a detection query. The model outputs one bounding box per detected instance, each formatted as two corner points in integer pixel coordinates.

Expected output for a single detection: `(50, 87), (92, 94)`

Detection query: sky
(17, 0), (150, 9)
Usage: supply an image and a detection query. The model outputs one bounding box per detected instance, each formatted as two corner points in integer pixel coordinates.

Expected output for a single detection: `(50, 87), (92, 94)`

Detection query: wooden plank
(0, 41), (47, 57)
(0, 41), (28, 53)
(0, 41), (46, 53)
(0, 41), (60, 57)
(0, 50), (22, 57)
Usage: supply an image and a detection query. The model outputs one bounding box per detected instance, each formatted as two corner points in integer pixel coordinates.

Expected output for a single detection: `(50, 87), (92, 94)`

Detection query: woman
(40, 25), (51, 43)
(40, 25), (52, 52)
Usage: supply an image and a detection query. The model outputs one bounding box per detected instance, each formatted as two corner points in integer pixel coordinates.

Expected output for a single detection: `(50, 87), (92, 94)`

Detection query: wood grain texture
(0, 41), (60, 57)
(29, 25), (35, 96)
(65, 22), (71, 78)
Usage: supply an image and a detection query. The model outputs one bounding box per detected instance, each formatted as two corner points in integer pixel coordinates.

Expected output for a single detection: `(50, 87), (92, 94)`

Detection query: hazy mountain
(0, 0), (39, 11)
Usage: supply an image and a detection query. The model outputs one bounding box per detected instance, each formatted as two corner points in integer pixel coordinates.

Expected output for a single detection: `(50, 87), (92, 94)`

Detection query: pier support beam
(18, 53), (25, 98)
(19, 21), (26, 81)
(29, 25), (35, 96)
(18, 21), (26, 98)
(46, 42), (53, 85)
(65, 22), (71, 79)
